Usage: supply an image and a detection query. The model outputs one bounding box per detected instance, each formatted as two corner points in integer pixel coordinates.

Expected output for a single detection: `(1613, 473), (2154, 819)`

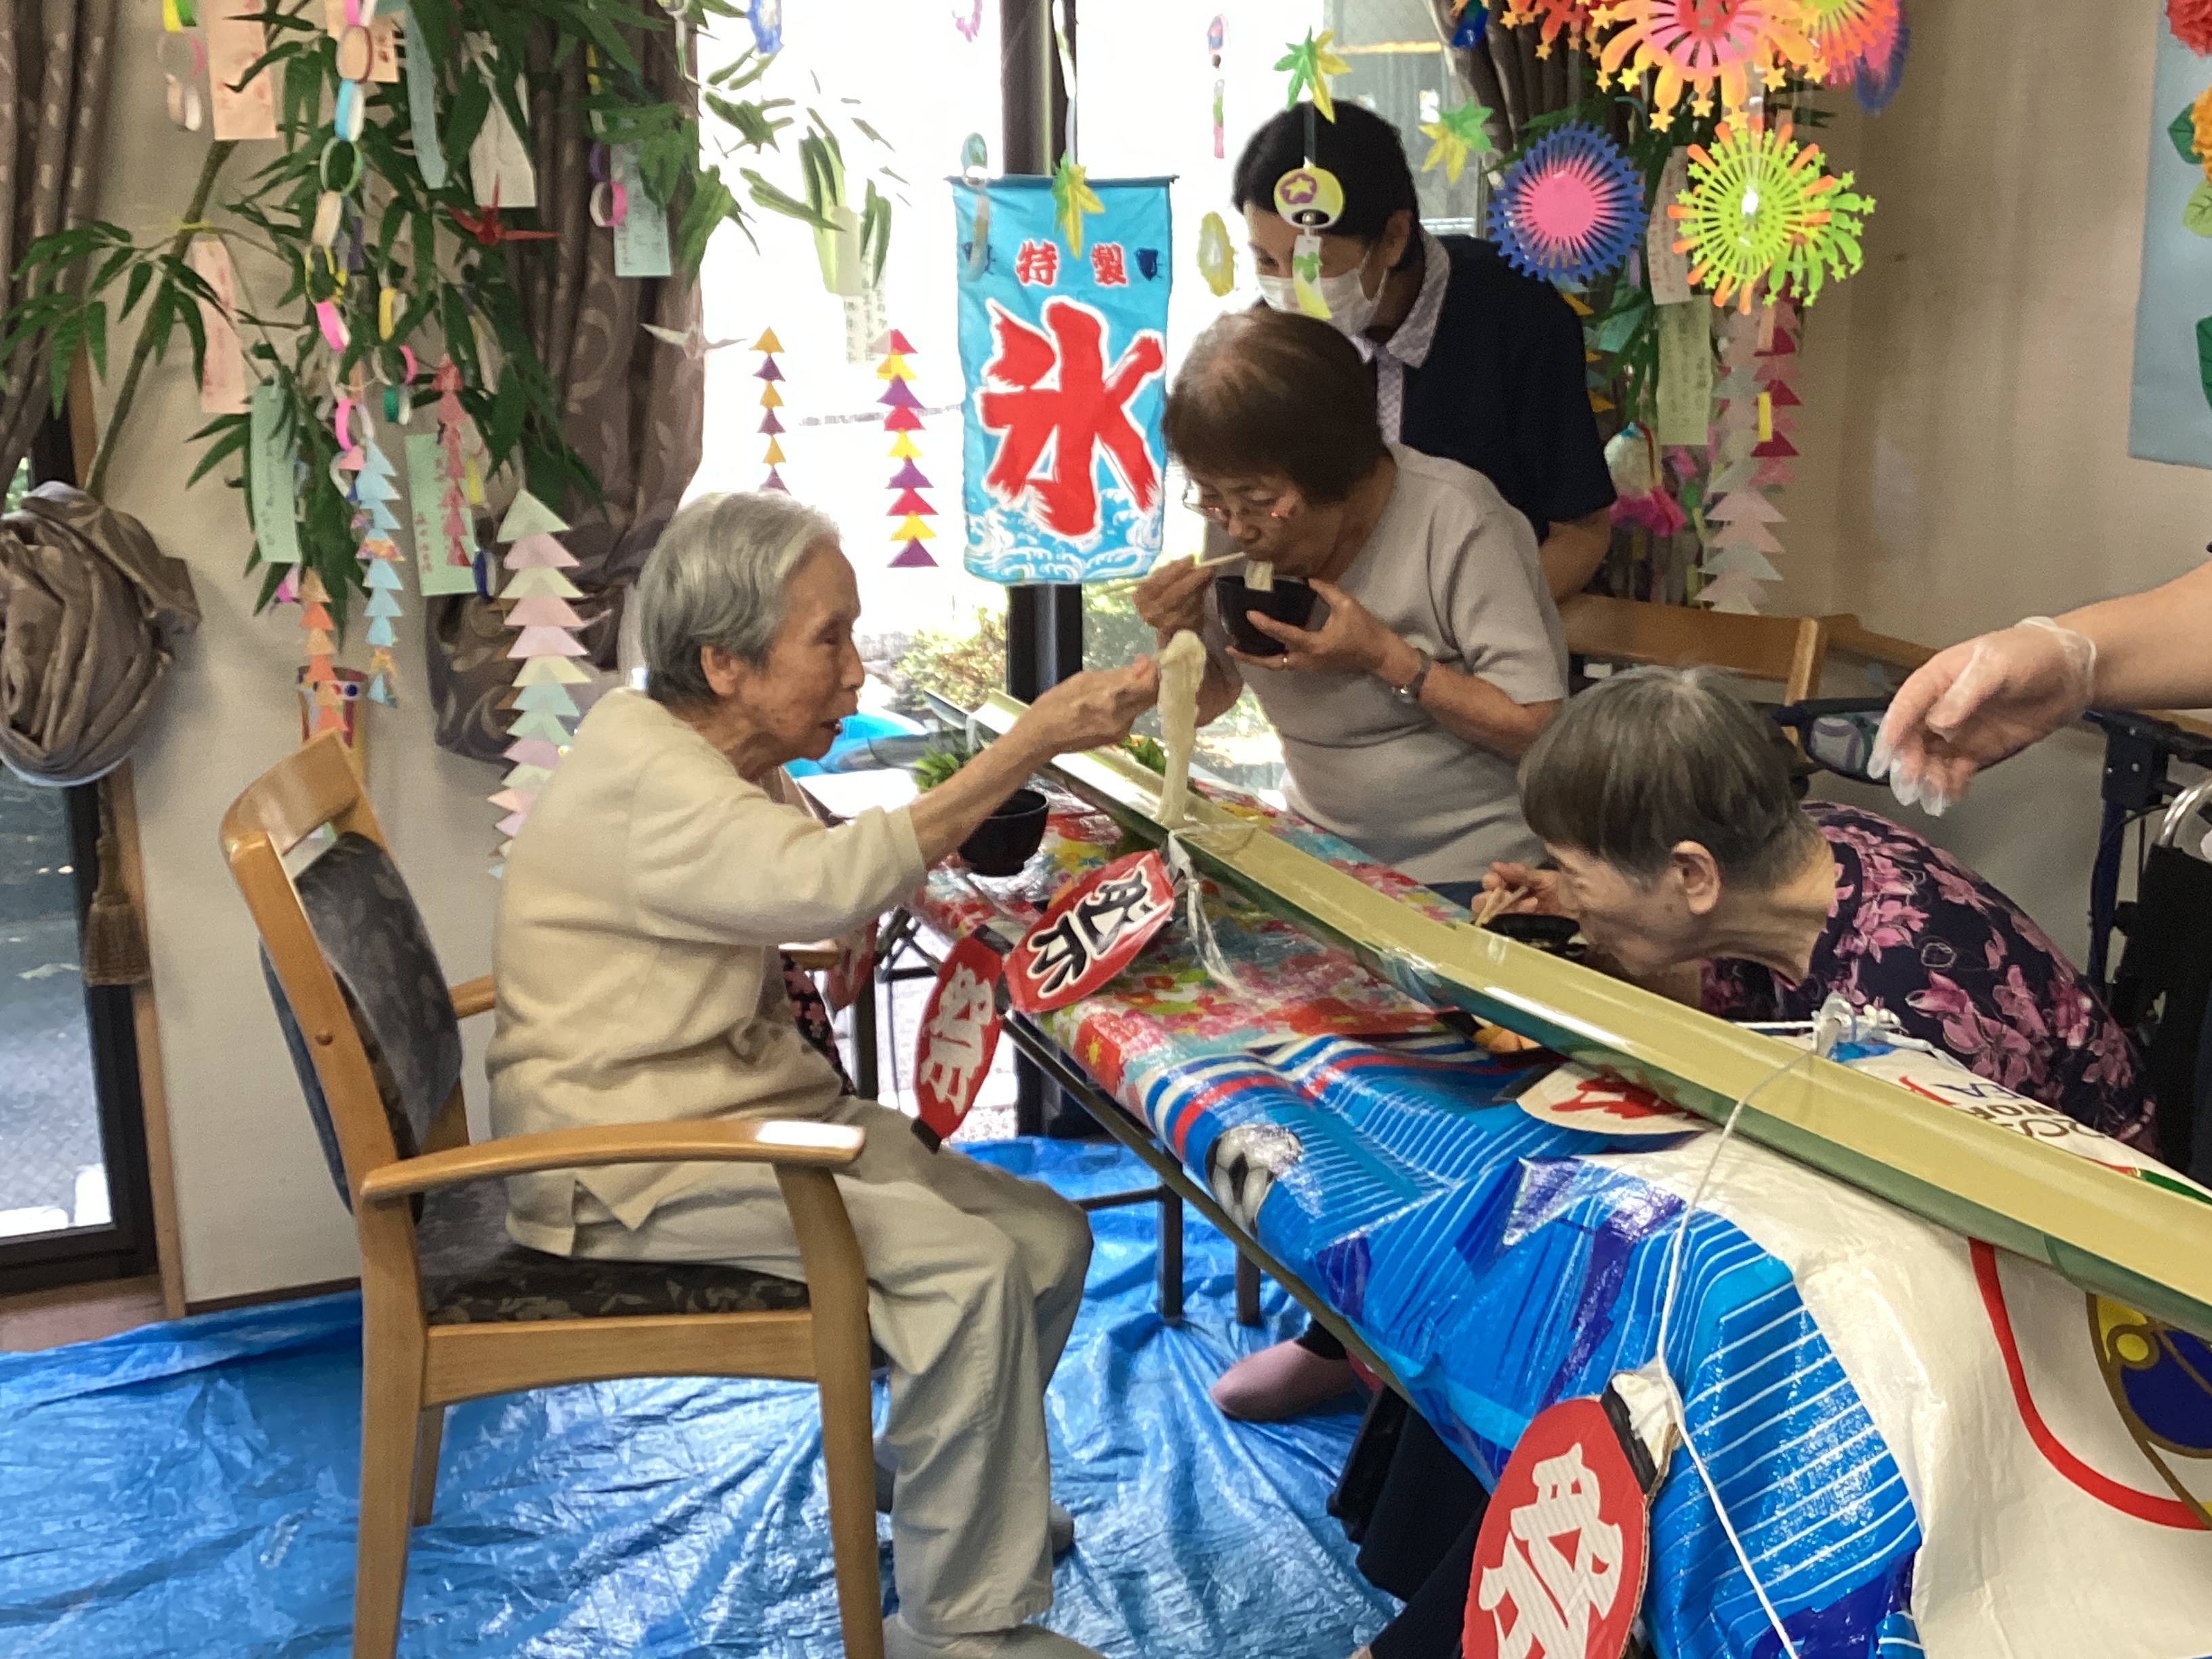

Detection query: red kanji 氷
(1090, 242), (1129, 286)
(977, 298), (1167, 537)
(1015, 239), (1060, 287)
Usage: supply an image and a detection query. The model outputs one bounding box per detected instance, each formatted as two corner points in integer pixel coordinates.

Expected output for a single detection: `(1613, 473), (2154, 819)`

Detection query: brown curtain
(0, 483), (199, 785)
(428, 19), (706, 762)
(0, 0), (118, 483)
(1425, 3), (1590, 151)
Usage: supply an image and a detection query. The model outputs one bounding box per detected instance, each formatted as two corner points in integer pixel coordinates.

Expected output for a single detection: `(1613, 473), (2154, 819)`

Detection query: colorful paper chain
(1488, 121), (1647, 286)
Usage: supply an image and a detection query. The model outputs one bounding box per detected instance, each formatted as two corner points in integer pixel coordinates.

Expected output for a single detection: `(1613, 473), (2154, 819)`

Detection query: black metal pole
(1001, 0), (1084, 1136)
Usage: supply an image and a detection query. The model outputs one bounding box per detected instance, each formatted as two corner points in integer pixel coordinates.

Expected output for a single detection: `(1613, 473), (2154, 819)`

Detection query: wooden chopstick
(1473, 884), (1525, 928)
(1090, 549), (1247, 594)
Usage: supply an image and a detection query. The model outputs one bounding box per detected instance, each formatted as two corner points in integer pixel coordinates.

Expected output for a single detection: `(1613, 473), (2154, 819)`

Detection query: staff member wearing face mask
(1234, 102), (1616, 603)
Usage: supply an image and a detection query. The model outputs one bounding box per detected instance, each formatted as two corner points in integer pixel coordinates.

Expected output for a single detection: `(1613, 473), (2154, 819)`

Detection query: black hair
(1518, 667), (1825, 889)
(1231, 101), (1421, 260)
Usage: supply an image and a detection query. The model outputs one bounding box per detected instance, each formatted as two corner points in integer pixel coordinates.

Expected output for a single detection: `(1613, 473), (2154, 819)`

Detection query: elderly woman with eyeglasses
(1134, 306), (1567, 903)
(488, 490), (1158, 1659)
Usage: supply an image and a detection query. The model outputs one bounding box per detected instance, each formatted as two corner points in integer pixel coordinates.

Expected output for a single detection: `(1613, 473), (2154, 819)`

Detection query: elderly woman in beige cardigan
(488, 491), (1158, 1659)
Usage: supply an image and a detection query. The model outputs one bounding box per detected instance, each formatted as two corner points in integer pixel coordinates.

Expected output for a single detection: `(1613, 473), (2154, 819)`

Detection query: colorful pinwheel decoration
(1051, 157), (1104, 257)
(1488, 123), (1646, 286)
(1593, 0), (1816, 129)
(1419, 99), (1498, 184)
(1666, 117), (1872, 312)
(1275, 29), (1349, 121)
(1500, 0), (1597, 58)
(1801, 0), (1899, 83)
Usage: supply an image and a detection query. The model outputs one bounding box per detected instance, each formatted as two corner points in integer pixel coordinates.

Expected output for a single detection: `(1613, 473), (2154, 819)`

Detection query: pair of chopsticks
(1090, 548), (1246, 594)
(1473, 884), (1525, 928)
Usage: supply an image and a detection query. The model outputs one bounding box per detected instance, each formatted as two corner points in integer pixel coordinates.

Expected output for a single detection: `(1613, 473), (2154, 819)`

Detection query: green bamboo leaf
(83, 299), (106, 381)
(186, 420), (252, 488)
(119, 260), (157, 321)
(488, 367), (527, 465)
(47, 310), (80, 413)
(446, 73), (492, 167)
(742, 169), (833, 230)
(2197, 316), (2212, 415)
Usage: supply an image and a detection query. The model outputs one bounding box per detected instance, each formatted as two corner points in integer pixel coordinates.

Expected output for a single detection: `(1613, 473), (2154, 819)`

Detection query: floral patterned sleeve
(1698, 806), (2156, 1151)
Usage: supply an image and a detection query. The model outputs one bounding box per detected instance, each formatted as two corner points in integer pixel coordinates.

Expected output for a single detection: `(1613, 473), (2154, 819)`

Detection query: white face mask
(1257, 251), (1384, 337)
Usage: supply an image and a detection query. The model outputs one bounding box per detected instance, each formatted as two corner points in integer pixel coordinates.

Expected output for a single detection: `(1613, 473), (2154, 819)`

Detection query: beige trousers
(571, 1097), (1093, 1637)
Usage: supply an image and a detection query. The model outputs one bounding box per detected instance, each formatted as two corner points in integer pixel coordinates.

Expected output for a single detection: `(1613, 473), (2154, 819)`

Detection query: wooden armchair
(1561, 593), (1830, 704)
(221, 735), (882, 1659)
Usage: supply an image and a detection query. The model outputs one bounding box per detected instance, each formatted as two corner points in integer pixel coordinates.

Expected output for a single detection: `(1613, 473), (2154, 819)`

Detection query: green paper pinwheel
(1052, 156), (1105, 256)
(1419, 100), (1496, 184)
(1275, 29), (1350, 123)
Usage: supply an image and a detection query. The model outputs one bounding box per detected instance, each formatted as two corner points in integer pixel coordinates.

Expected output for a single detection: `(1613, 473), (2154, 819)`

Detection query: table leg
(853, 956), (880, 1101)
(1235, 1253), (1263, 1328)
(1158, 1186), (1183, 1324)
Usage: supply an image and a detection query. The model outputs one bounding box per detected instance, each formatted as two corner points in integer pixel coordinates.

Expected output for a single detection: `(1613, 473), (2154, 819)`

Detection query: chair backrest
(1561, 594), (1829, 704)
(222, 735), (463, 1210)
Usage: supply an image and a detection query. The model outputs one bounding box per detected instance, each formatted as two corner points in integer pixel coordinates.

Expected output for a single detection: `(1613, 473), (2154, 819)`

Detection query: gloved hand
(1870, 617), (2097, 816)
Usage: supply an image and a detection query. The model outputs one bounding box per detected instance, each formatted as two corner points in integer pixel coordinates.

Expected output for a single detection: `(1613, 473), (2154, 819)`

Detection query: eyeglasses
(1181, 480), (1296, 527)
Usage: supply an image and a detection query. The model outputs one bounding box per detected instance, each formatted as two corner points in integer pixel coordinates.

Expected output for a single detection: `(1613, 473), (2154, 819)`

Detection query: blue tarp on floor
(0, 1141), (1395, 1658)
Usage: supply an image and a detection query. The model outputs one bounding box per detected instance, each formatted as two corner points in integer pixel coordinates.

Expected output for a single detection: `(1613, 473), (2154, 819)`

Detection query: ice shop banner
(955, 175), (1172, 583)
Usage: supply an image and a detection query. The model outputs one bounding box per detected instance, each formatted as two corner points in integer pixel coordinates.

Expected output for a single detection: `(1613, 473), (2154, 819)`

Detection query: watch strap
(1395, 648), (1433, 704)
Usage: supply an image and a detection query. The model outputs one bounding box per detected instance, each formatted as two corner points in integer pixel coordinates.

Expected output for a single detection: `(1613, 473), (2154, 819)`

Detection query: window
(0, 423), (157, 1293)
(690, 5), (1008, 726)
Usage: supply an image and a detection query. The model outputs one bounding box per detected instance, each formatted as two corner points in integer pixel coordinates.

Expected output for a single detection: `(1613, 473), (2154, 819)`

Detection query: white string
(1645, 1042), (1820, 1659)
(1164, 832), (1252, 998)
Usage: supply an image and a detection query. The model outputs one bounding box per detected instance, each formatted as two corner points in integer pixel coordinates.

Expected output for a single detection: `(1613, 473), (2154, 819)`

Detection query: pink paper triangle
(504, 737), (565, 769)
(502, 531), (579, 569)
(888, 489), (935, 516)
(506, 595), (586, 628)
(507, 626), (590, 659)
(495, 811), (531, 838)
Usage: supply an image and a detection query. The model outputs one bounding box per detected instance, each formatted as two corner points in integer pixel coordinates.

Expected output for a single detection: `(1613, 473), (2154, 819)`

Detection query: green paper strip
(405, 432), (478, 595)
(1655, 300), (1713, 449)
(611, 143), (672, 280)
(404, 5), (447, 190)
(248, 381), (302, 565)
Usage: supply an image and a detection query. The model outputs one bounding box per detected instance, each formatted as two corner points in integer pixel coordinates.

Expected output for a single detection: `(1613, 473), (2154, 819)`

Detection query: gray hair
(1518, 666), (1822, 889)
(634, 491), (840, 705)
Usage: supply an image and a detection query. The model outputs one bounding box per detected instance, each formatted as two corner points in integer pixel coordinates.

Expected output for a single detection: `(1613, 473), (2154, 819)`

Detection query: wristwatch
(1391, 648), (1433, 705)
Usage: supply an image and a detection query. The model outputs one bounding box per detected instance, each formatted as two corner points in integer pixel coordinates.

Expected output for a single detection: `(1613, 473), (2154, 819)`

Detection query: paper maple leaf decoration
(1419, 100), (1498, 184)
(1275, 29), (1349, 121)
(1050, 157), (1105, 257)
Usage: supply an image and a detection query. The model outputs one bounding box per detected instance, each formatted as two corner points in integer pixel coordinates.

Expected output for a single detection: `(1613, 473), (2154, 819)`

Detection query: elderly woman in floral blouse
(1488, 665), (2152, 1145)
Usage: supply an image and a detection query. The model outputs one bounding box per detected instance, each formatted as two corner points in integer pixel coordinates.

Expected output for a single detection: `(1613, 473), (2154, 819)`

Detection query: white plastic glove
(1869, 617), (2096, 817)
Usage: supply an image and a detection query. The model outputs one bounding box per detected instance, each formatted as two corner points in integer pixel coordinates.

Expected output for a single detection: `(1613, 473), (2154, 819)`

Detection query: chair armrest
(782, 941), (840, 970)
(357, 1118), (866, 1205)
(449, 975), (495, 1019)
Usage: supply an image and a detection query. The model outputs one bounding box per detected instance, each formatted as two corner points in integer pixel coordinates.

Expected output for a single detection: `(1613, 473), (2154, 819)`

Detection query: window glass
(691, 7), (1008, 726)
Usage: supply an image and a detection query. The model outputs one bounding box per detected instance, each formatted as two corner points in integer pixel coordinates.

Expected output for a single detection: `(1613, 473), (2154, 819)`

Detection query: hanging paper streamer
(1593, 0), (1816, 131)
(208, 0), (279, 140)
(297, 567), (347, 736)
(248, 380), (304, 567)
(609, 142), (672, 279)
(876, 331), (937, 569)
(953, 175), (1172, 584)
(1667, 117), (1873, 312)
(352, 422), (406, 706)
(1273, 166), (1344, 320)
(403, 5), (447, 189)
(1654, 300), (1713, 448)
(465, 36), (535, 207)
(754, 330), (788, 491)
(489, 489), (583, 876)
(1418, 98), (1496, 185)
(186, 236), (247, 415)
(1643, 148), (1694, 307)
(1488, 122), (1645, 286)
(1696, 306), (1789, 613)
(158, 30), (206, 132)
(1208, 16), (1227, 160)
(402, 356), (478, 595)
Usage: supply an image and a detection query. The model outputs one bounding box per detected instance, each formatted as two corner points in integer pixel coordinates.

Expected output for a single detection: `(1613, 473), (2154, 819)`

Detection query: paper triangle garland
(506, 595), (586, 628)
(503, 531), (579, 569)
(498, 489), (571, 541)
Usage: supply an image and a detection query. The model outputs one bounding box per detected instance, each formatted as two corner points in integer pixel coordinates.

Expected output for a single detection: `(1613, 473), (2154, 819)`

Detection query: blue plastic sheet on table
(1124, 1031), (1921, 1659)
(0, 1141), (1395, 1658)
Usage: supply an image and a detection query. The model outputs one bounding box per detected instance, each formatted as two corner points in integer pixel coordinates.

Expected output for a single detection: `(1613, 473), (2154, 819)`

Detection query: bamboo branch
(84, 140), (237, 502)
